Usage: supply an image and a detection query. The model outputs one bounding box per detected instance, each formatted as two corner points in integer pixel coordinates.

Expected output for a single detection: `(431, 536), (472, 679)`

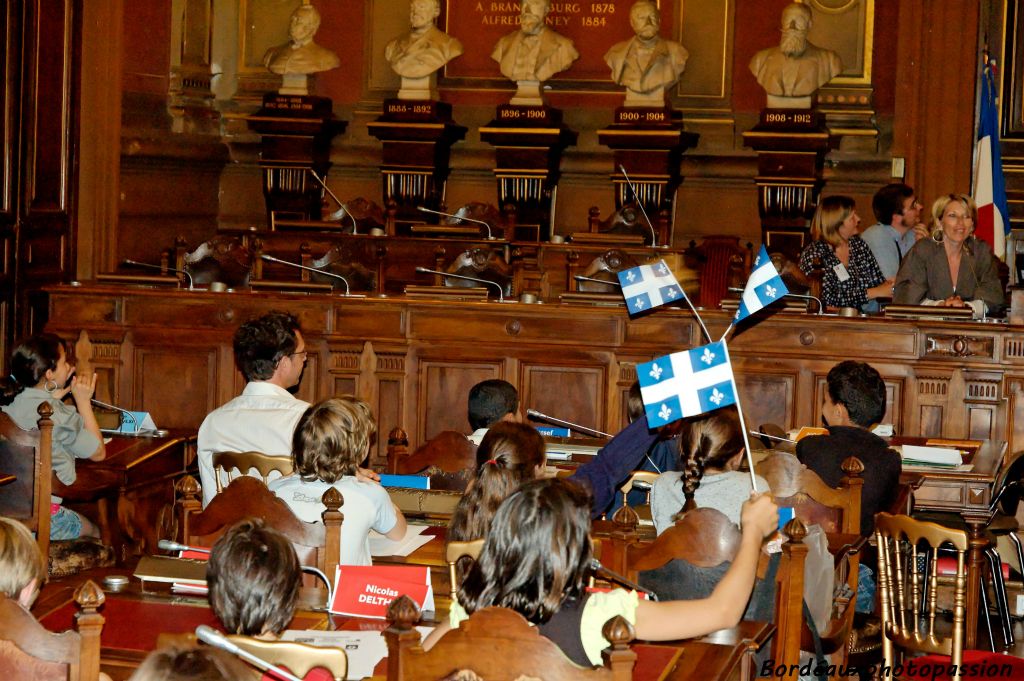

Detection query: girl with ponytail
(649, 407), (769, 535)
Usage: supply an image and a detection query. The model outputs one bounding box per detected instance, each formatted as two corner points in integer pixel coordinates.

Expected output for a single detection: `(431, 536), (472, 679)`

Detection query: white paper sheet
(368, 524), (433, 557)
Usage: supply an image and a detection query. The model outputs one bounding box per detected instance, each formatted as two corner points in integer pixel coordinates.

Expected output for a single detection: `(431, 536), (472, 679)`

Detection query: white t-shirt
(196, 382), (309, 507)
(268, 475), (399, 566)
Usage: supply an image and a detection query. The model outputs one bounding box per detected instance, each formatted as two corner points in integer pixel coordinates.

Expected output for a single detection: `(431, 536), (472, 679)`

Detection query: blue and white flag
(617, 259), (685, 316)
(734, 245), (788, 324)
(637, 340), (736, 427)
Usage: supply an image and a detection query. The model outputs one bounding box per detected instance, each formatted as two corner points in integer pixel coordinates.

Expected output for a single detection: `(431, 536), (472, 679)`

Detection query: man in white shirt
(467, 379), (521, 445)
(197, 312), (310, 507)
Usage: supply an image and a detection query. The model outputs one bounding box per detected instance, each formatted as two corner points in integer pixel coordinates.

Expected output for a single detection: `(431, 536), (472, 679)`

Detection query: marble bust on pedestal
(385, 0), (464, 100)
(491, 0), (578, 106)
(604, 1), (689, 108)
(263, 5), (340, 95)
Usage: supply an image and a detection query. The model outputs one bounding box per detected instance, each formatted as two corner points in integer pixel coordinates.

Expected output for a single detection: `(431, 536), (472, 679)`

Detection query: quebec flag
(734, 245), (789, 324)
(617, 259), (686, 316)
(637, 341), (736, 428)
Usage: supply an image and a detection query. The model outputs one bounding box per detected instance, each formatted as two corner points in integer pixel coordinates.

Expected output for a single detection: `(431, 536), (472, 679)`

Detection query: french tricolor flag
(973, 55), (1010, 261)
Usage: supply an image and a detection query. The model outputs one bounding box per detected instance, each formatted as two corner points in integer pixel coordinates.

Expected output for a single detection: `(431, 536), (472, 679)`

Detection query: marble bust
(604, 1), (689, 107)
(385, 0), (464, 100)
(263, 5), (340, 95)
(748, 2), (842, 108)
(491, 0), (579, 106)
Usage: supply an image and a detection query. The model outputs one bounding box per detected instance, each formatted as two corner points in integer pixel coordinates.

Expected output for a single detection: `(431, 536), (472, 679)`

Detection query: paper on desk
(281, 626), (433, 680)
(369, 524), (433, 557)
(898, 444), (963, 466)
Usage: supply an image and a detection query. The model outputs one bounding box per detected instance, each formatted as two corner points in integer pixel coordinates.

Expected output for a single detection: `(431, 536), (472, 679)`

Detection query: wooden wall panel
(416, 360), (502, 441)
(133, 343), (218, 430)
(734, 371), (797, 431)
(520, 364), (607, 436)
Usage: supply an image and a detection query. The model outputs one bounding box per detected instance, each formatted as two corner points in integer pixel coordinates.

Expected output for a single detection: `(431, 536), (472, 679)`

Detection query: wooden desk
(53, 432), (195, 560)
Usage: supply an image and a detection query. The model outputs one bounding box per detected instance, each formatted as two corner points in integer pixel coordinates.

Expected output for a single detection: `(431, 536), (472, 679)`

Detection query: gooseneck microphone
(590, 558), (659, 601)
(414, 266), (505, 301)
(91, 398), (139, 433)
(416, 206), (495, 240)
(574, 275), (622, 288)
(195, 625), (303, 681)
(123, 259), (194, 290)
(618, 165), (658, 248)
(158, 539), (209, 554)
(526, 409), (612, 439)
(308, 169), (359, 234)
(784, 292), (824, 315)
(260, 254), (352, 296)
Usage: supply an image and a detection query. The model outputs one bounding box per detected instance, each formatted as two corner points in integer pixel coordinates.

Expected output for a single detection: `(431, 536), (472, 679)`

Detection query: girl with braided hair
(649, 407), (769, 535)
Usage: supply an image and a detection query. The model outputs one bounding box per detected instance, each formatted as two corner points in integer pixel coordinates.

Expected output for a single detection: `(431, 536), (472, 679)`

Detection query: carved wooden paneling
(416, 359), (502, 442)
(735, 371), (797, 432)
(520, 364), (607, 436)
(0, 2), (17, 358)
(132, 344), (219, 430)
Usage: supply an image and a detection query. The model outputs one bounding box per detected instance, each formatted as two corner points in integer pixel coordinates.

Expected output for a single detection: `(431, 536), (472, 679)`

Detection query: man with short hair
(197, 312), (310, 507)
(861, 183), (926, 280)
(467, 379), (520, 445)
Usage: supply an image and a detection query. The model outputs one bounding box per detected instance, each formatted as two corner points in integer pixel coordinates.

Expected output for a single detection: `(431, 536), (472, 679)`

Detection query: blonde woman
(798, 195), (892, 310)
(893, 194), (1004, 318)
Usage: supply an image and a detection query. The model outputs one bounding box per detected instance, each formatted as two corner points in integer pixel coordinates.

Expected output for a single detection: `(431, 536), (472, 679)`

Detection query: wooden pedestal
(742, 109), (833, 261)
(247, 94), (347, 228)
(367, 101), (468, 233)
(479, 106), (578, 242)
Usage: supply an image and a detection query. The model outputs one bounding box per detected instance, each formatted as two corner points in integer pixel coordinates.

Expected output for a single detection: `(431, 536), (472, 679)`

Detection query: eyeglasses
(290, 350), (308, 361)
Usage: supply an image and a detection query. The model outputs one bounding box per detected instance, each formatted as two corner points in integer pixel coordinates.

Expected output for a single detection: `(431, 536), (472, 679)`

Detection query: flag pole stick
(678, 288), (712, 343)
(721, 341), (759, 493)
(719, 321), (735, 343)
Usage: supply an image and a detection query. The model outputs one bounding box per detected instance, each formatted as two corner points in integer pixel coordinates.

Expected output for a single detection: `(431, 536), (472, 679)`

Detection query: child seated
(0, 516), (46, 609)
(269, 396), (407, 566)
(424, 478), (777, 667)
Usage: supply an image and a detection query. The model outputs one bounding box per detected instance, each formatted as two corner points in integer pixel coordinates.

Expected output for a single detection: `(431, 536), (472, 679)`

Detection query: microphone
(618, 165), (658, 248)
(308, 169), (359, 234)
(157, 539), (210, 554)
(123, 259), (193, 290)
(301, 565), (334, 611)
(91, 398), (140, 433)
(416, 206), (495, 240)
(784, 292), (824, 315)
(526, 409), (611, 439)
(414, 266), (505, 302)
(195, 625), (303, 681)
(574, 275), (622, 288)
(260, 254), (353, 296)
(590, 558), (658, 601)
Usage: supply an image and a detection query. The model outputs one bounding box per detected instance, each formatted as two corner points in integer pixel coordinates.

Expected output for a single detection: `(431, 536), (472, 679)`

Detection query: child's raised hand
(740, 493), (778, 539)
(69, 372), (98, 405)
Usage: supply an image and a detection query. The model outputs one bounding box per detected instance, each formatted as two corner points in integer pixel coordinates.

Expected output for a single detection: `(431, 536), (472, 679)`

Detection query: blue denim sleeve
(569, 416), (660, 518)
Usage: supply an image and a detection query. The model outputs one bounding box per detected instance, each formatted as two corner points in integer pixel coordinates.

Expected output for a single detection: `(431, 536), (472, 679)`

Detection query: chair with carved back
(174, 475), (342, 585)
(306, 242), (380, 293)
(386, 427), (477, 477)
(228, 636), (348, 680)
(568, 249), (639, 293)
(686, 236), (752, 308)
(0, 405), (53, 559)
(870, 513), (1024, 679)
(211, 451), (295, 494)
(0, 580), (105, 681)
(445, 538), (484, 603)
(178, 235), (253, 288)
(383, 595), (636, 681)
(759, 451), (865, 667)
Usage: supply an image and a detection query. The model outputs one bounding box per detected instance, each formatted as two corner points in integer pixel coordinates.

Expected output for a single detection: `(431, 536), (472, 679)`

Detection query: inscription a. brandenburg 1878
(442, 1), (676, 86)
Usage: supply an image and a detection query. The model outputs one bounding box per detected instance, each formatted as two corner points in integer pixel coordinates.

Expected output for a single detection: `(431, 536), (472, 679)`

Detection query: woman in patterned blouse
(798, 195), (893, 311)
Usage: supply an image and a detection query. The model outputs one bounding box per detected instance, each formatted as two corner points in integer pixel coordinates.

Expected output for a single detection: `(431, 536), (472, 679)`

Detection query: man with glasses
(861, 183), (927, 282)
(197, 312), (311, 506)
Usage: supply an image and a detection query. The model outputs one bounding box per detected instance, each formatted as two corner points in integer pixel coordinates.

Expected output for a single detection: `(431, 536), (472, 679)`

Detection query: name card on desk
(108, 411), (159, 435)
(331, 565), (434, 619)
(535, 426), (571, 437)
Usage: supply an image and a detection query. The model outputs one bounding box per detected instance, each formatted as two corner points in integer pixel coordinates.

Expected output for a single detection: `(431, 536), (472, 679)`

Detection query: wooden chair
(174, 475), (342, 584)
(567, 249), (638, 293)
(178, 235), (253, 288)
(383, 595), (636, 681)
(211, 451), (295, 493)
(445, 538), (484, 602)
(439, 247), (513, 299)
(759, 451), (866, 668)
(686, 236), (752, 308)
(0, 404), (53, 559)
(228, 636), (348, 680)
(386, 427), (477, 475)
(875, 512), (968, 670)
(0, 580), (104, 681)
